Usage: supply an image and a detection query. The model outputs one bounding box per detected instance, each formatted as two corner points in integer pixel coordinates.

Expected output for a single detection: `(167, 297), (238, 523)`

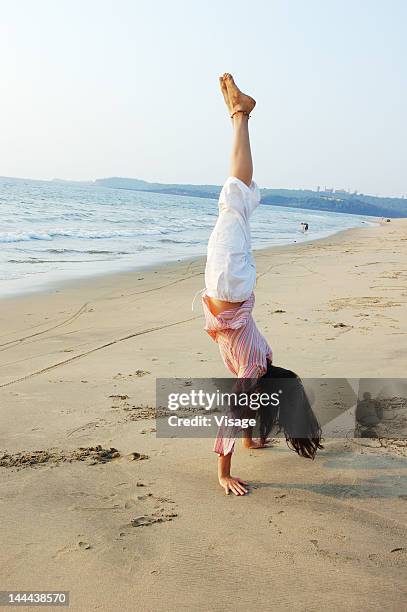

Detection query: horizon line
(0, 173), (405, 201)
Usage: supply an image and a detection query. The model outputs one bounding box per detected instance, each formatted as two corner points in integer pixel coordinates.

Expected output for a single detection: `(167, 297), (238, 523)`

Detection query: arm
(218, 453), (248, 496)
(214, 414), (247, 495)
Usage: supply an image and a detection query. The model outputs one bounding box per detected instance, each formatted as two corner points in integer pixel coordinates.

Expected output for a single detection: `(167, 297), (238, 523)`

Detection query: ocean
(0, 177), (375, 298)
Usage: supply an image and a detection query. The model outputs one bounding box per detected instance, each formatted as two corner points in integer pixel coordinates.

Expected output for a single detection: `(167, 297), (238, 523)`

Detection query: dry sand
(0, 220), (406, 611)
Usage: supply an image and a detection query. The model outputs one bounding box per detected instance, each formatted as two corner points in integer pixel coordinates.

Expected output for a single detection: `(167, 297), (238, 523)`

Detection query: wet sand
(0, 219), (406, 611)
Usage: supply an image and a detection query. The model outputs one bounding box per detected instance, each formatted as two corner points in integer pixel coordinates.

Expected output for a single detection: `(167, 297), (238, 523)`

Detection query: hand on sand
(219, 73), (256, 117)
(219, 475), (249, 496)
(242, 437), (271, 450)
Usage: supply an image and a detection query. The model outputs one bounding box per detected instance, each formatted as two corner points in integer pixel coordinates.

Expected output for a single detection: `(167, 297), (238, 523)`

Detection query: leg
(208, 74), (256, 317)
(242, 426), (271, 449)
(230, 113), (252, 186)
(223, 72), (255, 187)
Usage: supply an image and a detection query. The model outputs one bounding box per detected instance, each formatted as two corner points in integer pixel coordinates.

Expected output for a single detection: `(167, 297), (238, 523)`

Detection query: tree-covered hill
(95, 177), (406, 218)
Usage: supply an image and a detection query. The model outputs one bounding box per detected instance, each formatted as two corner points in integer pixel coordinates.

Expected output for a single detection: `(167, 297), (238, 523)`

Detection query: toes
(224, 74), (238, 97)
(219, 76), (230, 109)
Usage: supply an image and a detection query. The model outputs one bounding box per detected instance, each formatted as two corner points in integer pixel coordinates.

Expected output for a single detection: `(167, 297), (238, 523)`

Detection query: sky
(0, 0), (406, 196)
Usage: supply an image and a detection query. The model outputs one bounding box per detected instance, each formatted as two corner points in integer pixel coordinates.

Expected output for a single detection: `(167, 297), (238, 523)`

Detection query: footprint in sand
(127, 452), (149, 461)
(54, 540), (92, 558)
(120, 492), (178, 534)
(310, 539), (355, 563)
(131, 508), (178, 528)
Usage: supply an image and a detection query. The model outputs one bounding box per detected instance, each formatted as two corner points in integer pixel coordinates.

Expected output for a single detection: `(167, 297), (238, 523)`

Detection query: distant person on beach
(355, 391), (383, 437)
(201, 74), (323, 496)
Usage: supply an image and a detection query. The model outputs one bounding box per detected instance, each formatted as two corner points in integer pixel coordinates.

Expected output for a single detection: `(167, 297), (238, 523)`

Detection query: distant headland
(93, 177), (406, 218)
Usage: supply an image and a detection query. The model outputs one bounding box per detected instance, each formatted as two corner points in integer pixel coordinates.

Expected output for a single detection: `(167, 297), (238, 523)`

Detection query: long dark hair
(236, 363), (323, 459)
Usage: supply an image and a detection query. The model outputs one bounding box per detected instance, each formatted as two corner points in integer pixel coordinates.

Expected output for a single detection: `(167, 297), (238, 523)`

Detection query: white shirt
(204, 176), (260, 302)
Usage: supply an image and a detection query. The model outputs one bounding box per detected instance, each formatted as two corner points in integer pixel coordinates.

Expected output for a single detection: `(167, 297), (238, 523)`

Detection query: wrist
(218, 453), (232, 480)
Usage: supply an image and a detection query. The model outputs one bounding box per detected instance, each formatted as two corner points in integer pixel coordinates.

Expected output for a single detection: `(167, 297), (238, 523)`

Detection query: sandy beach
(0, 220), (406, 611)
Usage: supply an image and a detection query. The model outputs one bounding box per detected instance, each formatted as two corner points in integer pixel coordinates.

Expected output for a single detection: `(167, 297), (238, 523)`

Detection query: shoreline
(0, 220), (378, 303)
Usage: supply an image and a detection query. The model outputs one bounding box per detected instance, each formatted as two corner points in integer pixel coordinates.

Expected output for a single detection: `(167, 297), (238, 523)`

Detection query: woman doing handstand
(202, 74), (322, 496)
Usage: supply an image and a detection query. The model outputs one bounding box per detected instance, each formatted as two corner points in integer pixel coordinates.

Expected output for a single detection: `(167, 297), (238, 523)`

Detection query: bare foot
(219, 75), (232, 114)
(242, 437), (271, 450)
(223, 73), (256, 116)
